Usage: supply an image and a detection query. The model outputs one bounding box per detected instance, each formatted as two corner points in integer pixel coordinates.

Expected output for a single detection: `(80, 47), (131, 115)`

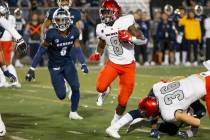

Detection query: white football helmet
(52, 8), (71, 32)
(0, 2), (9, 17)
(0, 115), (6, 137)
(57, 0), (72, 10)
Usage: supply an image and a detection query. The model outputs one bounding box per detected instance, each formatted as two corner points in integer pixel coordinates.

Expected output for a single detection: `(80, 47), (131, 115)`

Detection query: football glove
(89, 52), (100, 62)
(81, 64), (88, 74)
(118, 30), (132, 42)
(178, 131), (189, 139)
(25, 68), (35, 82)
(150, 129), (160, 139)
(15, 38), (28, 57)
(3, 70), (16, 83)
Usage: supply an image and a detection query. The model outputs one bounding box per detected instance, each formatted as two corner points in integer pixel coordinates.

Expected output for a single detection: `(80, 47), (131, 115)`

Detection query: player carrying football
(89, 0), (147, 125)
(106, 60), (210, 139)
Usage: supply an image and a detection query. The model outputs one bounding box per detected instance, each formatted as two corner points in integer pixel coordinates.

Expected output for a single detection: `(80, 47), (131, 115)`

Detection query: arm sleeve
(125, 15), (135, 29)
(96, 24), (105, 40)
(44, 29), (53, 44)
(31, 46), (47, 69)
(73, 27), (86, 64)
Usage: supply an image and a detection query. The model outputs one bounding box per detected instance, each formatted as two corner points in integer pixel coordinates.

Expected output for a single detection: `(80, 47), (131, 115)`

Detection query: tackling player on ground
(89, 0), (147, 125)
(106, 60), (210, 139)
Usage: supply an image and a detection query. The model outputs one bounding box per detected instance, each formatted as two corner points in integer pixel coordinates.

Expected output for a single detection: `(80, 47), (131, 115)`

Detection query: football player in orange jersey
(89, 0), (147, 125)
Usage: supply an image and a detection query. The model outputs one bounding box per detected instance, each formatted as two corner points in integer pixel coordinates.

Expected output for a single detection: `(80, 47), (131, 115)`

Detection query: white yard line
(66, 131), (84, 135)
(29, 84), (53, 89)
(9, 136), (28, 140)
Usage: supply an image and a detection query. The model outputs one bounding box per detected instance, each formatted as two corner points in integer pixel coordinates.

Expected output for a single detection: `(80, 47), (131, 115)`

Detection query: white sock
(112, 113), (133, 130)
(182, 51), (187, 64)
(0, 69), (6, 83)
(175, 52), (180, 64)
(164, 54), (169, 64)
(111, 112), (122, 125)
(7, 64), (19, 82)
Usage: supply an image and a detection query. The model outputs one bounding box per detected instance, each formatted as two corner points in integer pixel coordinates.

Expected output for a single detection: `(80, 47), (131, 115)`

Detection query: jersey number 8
(110, 36), (123, 56)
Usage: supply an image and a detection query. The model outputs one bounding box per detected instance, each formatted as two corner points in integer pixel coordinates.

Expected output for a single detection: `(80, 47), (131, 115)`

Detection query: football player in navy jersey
(25, 0), (83, 81)
(38, 8), (87, 120)
(44, 0), (82, 64)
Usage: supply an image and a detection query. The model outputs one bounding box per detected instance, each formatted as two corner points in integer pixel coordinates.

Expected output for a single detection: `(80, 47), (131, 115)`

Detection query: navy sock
(71, 88), (80, 112)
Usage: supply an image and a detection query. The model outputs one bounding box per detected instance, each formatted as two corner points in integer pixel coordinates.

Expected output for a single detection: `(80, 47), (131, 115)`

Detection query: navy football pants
(48, 63), (80, 112)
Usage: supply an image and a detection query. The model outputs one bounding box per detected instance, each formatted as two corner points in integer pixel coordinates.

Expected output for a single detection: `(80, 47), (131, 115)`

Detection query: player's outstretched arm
(175, 111), (200, 127)
(74, 39), (88, 74)
(89, 38), (106, 62)
(25, 46), (46, 82)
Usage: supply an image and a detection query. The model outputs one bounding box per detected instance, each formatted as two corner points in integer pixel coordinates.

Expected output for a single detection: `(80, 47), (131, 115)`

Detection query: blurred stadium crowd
(4, 0), (210, 67)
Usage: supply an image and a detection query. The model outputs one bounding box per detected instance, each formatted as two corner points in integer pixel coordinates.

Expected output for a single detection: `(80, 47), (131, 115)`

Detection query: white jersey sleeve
(96, 24), (106, 40)
(153, 75), (206, 122)
(116, 14), (135, 30)
(0, 15), (17, 41)
(0, 17), (22, 41)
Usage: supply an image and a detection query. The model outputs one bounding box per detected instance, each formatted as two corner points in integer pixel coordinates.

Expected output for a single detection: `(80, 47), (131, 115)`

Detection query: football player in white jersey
(106, 60), (210, 139)
(0, 3), (22, 88)
(0, 2), (27, 136)
(89, 0), (147, 126)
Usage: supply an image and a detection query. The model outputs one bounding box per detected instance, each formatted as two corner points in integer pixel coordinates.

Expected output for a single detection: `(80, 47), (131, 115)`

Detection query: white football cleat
(8, 81), (21, 88)
(69, 112), (83, 120)
(0, 115), (6, 136)
(111, 116), (122, 126)
(106, 126), (120, 139)
(96, 86), (111, 106)
(0, 81), (9, 88)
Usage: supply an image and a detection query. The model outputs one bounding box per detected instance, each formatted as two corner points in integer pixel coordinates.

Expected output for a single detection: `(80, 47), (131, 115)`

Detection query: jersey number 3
(110, 36), (123, 56)
(160, 82), (184, 105)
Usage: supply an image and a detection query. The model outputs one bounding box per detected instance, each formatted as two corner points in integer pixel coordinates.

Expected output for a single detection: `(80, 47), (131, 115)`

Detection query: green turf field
(0, 66), (210, 140)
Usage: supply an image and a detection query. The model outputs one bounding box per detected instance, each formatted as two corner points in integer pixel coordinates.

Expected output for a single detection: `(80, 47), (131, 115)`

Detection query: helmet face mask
(99, 8), (115, 24)
(57, 0), (72, 10)
(52, 8), (71, 32)
(99, 0), (121, 24)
